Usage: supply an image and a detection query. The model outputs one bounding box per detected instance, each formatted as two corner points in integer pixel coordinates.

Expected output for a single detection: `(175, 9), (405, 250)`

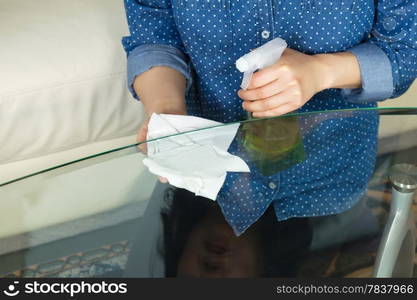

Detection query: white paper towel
(142, 114), (250, 200)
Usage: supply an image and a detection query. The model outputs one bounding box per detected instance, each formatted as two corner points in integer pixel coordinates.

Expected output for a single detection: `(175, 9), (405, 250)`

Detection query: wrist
(312, 54), (336, 91)
(144, 98), (187, 117)
(313, 52), (362, 90)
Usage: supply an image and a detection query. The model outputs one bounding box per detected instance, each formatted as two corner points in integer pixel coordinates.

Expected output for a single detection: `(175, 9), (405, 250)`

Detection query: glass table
(0, 108), (416, 278)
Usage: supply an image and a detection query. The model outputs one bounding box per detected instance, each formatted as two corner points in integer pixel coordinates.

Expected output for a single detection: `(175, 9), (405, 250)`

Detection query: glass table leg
(373, 164), (417, 278)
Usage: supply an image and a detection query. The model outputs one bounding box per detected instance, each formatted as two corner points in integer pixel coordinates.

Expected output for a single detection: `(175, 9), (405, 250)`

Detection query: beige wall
(379, 81), (416, 107)
(378, 81), (416, 138)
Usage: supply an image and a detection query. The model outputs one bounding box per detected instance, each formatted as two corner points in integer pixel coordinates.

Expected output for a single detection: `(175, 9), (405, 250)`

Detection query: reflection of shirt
(122, 0), (416, 235)
(218, 110), (378, 235)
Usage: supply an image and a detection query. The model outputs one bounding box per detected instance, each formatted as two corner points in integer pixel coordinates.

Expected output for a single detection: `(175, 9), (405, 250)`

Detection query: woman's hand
(136, 109), (187, 150)
(133, 65), (188, 184)
(137, 110), (187, 184)
(238, 48), (361, 117)
(136, 117), (169, 184)
(136, 116), (150, 152)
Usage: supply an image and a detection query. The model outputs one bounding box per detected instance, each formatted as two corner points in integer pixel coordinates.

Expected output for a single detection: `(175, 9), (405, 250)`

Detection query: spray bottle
(236, 38), (306, 175)
(236, 37), (287, 90)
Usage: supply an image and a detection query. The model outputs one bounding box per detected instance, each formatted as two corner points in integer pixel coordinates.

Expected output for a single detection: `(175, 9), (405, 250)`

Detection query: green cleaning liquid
(242, 116), (306, 176)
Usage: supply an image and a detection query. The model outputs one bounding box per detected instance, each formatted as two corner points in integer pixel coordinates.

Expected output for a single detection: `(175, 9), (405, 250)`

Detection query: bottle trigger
(241, 70), (254, 90)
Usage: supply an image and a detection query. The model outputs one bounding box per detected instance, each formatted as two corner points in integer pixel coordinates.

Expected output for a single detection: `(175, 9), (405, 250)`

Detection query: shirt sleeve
(122, 0), (193, 100)
(342, 0), (417, 103)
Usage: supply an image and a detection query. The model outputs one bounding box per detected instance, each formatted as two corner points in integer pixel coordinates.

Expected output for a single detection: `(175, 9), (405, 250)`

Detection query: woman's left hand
(238, 48), (330, 117)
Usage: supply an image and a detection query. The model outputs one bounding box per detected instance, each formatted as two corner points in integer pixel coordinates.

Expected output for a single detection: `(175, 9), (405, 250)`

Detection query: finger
(246, 63), (286, 89)
(158, 177), (168, 183)
(242, 92), (291, 113)
(238, 79), (286, 101)
(136, 126), (148, 142)
(252, 103), (298, 118)
(137, 126), (148, 153)
(138, 141), (148, 154)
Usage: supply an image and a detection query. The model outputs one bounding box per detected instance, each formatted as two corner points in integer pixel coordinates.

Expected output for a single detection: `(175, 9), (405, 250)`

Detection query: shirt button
(261, 30), (270, 39)
(268, 182), (277, 190)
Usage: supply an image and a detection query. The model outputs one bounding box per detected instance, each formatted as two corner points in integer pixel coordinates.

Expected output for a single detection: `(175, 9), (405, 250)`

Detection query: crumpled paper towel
(142, 114), (250, 200)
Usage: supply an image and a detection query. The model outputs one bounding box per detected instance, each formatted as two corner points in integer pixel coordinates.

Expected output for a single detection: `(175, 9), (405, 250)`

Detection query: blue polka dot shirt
(122, 0), (417, 235)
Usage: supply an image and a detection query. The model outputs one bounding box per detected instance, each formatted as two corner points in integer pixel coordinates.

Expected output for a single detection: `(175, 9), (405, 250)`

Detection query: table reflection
(167, 188), (312, 278)
(125, 186), (313, 278)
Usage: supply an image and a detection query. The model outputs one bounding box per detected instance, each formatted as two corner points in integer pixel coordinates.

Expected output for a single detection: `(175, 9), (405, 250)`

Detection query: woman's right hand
(136, 116), (150, 153)
(132, 65), (188, 184)
(137, 110), (187, 151)
(137, 116), (169, 183)
(137, 109), (187, 184)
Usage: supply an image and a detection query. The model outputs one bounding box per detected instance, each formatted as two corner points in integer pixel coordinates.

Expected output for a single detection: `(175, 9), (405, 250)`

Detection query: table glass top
(0, 107), (416, 278)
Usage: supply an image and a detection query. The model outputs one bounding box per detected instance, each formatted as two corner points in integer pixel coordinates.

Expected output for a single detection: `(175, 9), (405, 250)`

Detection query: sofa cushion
(0, 0), (143, 164)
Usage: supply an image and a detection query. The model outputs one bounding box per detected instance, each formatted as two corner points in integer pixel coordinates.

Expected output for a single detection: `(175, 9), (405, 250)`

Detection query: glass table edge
(1, 106), (416, 187)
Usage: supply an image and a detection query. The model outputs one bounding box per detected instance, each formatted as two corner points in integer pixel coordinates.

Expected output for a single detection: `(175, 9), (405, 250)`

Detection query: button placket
(257, 0), (274, 41)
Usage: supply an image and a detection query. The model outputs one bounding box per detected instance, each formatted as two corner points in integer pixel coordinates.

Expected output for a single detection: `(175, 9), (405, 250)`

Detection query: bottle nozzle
(235, 38), (287, 91)
(236, 57), (250, 72)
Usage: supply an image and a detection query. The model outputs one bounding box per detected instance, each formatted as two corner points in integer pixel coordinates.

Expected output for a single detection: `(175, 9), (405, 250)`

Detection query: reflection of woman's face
(177, 204), (263, 277)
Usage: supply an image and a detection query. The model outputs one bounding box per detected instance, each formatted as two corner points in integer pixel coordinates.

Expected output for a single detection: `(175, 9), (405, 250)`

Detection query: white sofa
(0, 0), (415, 262)
(0, 0), (157, 258)
(0, 0), (144, 179)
